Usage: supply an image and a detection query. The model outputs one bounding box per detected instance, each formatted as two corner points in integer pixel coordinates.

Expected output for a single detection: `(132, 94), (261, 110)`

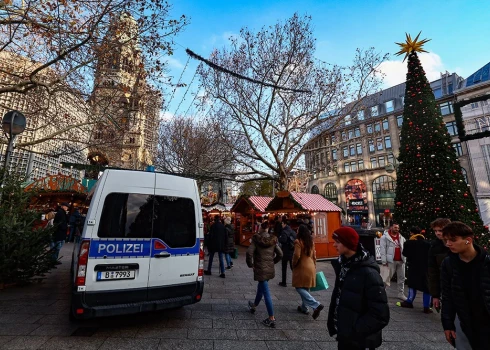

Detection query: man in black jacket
(278, 218), (296, 287)
(204, 216), (227, 278)
(52, 202), (69, 264)
(327, 227), (390, 349)
(441, 221), (490, 349)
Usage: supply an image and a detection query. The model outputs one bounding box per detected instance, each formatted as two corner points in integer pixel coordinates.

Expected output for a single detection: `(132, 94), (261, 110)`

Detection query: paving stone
(213, 340), (267, 350)
(0, 323), (41, 336)
(157, 339), (213, 350)
(99, 337), (160, 350)
(92, 326), (141, 338)
(213, 319), (258, 329)
(267, 341), (322, 350)
(382, 330), (426, 342)
(0, 337), (15, 346)
(136, 328), (188, 339)
(236, 329), (287, 340)
(165, 319), (212, 329)
(0, 314), (33, 323)
(0, 336), (50, 350)
(191, 311), (234, 320)
(418, 331), (448, 343)
(29, 324), (78, 336)
(187, 329), (238, 340)
(39, 336), (106, 350)
(282, 329), (334, 342)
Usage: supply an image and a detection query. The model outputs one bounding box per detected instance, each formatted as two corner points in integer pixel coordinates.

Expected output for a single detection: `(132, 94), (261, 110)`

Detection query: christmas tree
(393, 33), (489, 248)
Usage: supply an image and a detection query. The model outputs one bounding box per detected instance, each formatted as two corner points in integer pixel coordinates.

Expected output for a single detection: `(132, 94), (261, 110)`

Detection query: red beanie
(333, 227), (359, 251)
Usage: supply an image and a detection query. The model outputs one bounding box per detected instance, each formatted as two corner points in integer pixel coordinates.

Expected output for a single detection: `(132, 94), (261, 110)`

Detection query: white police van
(70, 169), (205, 320)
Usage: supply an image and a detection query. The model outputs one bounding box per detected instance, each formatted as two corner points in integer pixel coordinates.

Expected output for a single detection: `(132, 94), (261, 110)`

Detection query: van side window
(153, 196), (196, 248)
(98, 193), (153, 238)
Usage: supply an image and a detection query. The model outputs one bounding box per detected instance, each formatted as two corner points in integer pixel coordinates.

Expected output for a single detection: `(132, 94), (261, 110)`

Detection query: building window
(350, 144), (356, 156)
(378, 156), (386, 167)
(367, 124), (373, 133)
(344, 162), (350, 173)
(382, 119), (389, 131)
(384, 136), (392, 149)
(385, 100), (394, 113)
(348, 129), (353, 139)
(358, 110), (365, 120)
(374, 122), (381, 132)
(343, 147), (348, 158)
(453, 142), (463, 157)
(387, 153), (394, 165)
(440, 101), (454, 115)
(446, 121), (458, 136)
(461, 168), (469, 184)
(400, 96), (405, 105)
(471, 102), (479, 109)
(370, 157), (378, 169)
(358, 160), (364, 170)
(354, 127), (361, 137)
(368, 140), (375, 153)
(345, 115), (351, 126)
(371, 106), (379, 117)
(356, 143), (362, 155)
(331, 149), (337, 161)
(396, 115), (403, 127)
(341, 131), (347, 140)
(376, 138), (383, 151)
(129, 137), (135, 144)
(433, 88), (442, 99)
(350, 161), (358, 172)
(331, 135), (336, 144)
(311, 185), (320, 194)
(324, 183), (338, 204)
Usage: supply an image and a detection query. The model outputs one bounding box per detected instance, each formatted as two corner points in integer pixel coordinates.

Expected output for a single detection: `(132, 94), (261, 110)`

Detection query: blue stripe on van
(88, 238), (200, 259)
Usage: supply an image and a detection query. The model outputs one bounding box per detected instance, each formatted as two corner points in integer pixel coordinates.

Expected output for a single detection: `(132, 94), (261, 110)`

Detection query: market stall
(201, 202), (233, 236)
(230, 195), (273, 247)
(265, 191), (342, 259)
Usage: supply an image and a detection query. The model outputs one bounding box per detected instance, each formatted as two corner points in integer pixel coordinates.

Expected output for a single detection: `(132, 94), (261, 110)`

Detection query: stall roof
(202, 203), (233, 212)
(266, 191), (342, 212)
(231, 195), (273, 213)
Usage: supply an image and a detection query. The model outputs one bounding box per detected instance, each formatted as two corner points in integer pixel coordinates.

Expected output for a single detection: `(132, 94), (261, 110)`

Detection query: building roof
(230, 195), (273, 213)
(248, 196), (273, 212)
(462, 62), (490, 89)
(265, 191), (341, 212)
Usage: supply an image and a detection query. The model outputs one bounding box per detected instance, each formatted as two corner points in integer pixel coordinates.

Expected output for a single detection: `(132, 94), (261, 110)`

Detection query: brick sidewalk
(0, 244), (451, 349)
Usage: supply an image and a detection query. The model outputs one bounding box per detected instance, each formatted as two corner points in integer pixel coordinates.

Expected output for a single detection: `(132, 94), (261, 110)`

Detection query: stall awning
(266, 191), (342, 212)
(231, 195), (273, 213)
(202, 203), (231, 212)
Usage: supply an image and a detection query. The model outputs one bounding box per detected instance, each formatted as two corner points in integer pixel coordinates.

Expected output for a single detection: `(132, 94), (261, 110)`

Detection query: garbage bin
(344, 226), (382, 263)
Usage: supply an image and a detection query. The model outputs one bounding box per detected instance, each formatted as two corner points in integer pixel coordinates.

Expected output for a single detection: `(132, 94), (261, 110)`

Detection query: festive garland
(454, 94), (490, 141)
(186, 48), (312, 94)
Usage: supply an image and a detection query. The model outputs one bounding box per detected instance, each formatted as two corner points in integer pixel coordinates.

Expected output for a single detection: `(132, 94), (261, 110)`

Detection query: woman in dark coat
(246, 222), (283, 328)
(224, 217), (235, 269)
(204, 216), (227, 278)
(397, 227), (432, 313)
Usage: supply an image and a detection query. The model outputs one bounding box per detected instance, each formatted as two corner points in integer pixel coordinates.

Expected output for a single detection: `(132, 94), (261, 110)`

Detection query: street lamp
(2, 110), (26, 173)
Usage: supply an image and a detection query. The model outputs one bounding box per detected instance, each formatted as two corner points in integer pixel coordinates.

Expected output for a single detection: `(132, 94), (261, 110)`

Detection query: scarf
(333, 245), (370, 332)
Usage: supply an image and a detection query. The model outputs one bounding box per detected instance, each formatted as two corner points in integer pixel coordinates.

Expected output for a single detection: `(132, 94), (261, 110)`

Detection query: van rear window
(97, 193), (196, 247)
(98, 193), (153, 238)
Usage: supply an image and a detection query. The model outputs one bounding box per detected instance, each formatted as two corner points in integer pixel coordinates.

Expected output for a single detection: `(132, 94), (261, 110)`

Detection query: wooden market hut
(265, 191), (342, 259)
(230, 195), (273, 246)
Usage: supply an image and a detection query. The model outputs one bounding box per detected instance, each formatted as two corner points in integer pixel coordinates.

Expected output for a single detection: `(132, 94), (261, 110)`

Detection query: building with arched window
(311, 185), (320, 194)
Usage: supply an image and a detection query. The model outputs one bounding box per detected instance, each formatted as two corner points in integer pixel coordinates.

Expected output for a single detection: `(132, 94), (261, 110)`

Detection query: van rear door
(84, 171), (155, 306)
(147, 179), (200, 300)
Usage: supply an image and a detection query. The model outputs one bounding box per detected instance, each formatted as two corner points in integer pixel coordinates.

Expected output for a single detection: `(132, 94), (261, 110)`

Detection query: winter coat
(292, 239), (317, 288)
(441, 245), (490, 349)
(224, 224), (235, 254)
(380, 231), (406, 264)
(69, 209), (82, 226)
(208, 221), (227, 253)
(327, 247), (390, 349)
(402, 238), (430, 293)
(273, 220), (282, 237)
(428, 238), (449, 298)
(53, 208), (68, 242)
(279, 225), (296, 257)
(246, 230), (283, 282)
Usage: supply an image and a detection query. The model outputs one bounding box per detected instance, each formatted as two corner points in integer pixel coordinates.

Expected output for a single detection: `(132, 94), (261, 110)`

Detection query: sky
(162, 0), (490, 119)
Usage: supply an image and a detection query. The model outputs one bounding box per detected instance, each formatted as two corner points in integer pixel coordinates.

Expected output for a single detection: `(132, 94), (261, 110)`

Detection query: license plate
(97, 270), (135, 281)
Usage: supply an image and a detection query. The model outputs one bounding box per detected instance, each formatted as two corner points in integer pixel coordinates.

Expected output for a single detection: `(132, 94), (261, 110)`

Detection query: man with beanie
(278, 218), (296, 287)
(327, 227), (389, 349)
(380, 223), (407, 300)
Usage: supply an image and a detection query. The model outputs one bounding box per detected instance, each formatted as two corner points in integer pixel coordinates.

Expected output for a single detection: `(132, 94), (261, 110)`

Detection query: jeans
(207, 251), (225, 274)
(281, 254), (293, 284)
(225, 253), (232, 267)
(385, 260), (405, 294)
(67, 226), (76, 242)
(296, 288), (320, 311)
(455, 314), (472, 350)
(50, 241), (64, 261)
(406, 288), (431, 308)
(254, 280), (274, 317)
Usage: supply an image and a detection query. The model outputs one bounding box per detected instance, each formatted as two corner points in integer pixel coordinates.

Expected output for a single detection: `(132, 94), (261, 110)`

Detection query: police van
(70, 169), (205, 320)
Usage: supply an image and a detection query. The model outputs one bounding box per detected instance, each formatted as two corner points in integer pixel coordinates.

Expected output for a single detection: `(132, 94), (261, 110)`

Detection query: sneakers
(226, 266), (232, 270)
(397, 293), (407, 301)
(278, 282), (287, 287)
(312, 304), (324, 320)
(203, 270), (211, 275)
(219, 273), (226, 278)
(396, 301), (414, 308)
(423, 307), (433, 314)
(297, 306), (309, 315)
(248, 301), (256, 314)
(262, 318), (276, 328)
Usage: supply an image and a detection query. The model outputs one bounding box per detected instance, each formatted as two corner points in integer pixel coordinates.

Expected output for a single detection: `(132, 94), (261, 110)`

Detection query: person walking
(52, 202), (69, 264)
(292, 225), (324, 319)
(278, 218), (296, 287)
(224, 217), (235, 269)
(204, 216), (227, 278)
(440, 221), (490, 349)
(327, 227), (390, 349)
(380, 223), (407, 300)
(273, 215), (282, 237)
(67, 207), (81, 243)
(246, 222), (283, 328)
(396, 227), (432, 313)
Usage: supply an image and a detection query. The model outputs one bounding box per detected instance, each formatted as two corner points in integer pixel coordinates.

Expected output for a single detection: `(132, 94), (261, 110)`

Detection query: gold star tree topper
(395, 32), (431, 61)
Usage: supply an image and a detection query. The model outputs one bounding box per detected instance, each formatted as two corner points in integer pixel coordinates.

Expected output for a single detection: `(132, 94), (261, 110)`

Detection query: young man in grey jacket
(380, 223), (406, 301)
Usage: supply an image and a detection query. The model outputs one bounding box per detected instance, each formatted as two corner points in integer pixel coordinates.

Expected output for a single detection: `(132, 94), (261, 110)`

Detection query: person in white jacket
(380, 223), (407, 301)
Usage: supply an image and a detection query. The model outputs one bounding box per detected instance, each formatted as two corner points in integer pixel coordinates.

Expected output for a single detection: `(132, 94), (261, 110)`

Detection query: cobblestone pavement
(0, 244), (452, 349)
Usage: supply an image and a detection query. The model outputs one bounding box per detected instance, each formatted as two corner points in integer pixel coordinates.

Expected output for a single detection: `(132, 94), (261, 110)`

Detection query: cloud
(378, 52), (446, 87)
(165, 56), (184, 70)
(160, 111), (175, 121)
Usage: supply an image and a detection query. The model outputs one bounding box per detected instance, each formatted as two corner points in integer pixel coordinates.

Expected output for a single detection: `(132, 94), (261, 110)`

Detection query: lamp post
(2, 110), (26, 172)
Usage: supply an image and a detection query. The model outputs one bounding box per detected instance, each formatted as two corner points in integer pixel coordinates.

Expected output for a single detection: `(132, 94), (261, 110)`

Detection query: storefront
(344, 179), (368, 227)
(372, 175), (396, 227)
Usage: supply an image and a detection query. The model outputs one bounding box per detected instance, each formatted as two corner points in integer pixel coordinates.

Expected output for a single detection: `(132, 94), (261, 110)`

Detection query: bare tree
(197, 14), (386, 190)
(0, 0), (187, 154)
